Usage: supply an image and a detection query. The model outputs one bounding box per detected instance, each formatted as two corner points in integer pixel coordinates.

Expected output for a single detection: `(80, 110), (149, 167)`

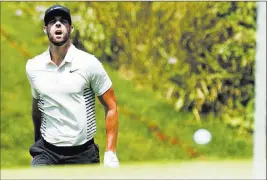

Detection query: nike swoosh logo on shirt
(70, 69), (79, 73)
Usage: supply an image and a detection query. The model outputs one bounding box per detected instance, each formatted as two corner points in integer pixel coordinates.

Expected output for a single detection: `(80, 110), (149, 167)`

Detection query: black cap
(44, 5), (72, 25)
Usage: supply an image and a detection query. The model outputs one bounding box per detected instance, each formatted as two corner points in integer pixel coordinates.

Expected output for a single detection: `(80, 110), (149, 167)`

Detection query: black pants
(29, 138), (100, 166)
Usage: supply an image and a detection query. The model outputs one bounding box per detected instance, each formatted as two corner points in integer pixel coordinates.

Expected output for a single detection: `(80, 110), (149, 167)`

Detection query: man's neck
(49, 41), (71, 66)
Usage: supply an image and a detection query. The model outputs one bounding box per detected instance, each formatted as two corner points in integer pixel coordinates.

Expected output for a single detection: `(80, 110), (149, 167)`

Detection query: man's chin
(51, 40), (68, 46)
(48, 33), (70, 47)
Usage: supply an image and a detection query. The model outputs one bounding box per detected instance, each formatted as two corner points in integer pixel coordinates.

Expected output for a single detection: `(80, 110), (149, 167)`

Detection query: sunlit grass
(1, 160), (252, 179)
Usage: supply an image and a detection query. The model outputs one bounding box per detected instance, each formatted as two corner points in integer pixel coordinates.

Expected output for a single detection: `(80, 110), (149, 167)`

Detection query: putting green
(1, 160), (252, 179)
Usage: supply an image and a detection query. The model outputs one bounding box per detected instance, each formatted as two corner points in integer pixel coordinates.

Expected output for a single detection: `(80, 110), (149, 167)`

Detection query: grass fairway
(1, 160), (252, 179)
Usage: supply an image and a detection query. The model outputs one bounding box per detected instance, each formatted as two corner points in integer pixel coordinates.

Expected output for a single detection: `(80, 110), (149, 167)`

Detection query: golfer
(26, 4), (119, 167)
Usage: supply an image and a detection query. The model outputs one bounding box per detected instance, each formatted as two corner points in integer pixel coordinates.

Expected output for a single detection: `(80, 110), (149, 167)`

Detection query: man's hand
(104, 151), (119, 168)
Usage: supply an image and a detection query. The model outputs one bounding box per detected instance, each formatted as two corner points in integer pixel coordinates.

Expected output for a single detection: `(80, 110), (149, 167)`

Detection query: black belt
(43, 138), (94, 156)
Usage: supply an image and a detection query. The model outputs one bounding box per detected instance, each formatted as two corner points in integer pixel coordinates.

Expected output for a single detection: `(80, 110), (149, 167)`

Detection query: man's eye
(61, 19), (68, 24)
(48, 19), (56, 24)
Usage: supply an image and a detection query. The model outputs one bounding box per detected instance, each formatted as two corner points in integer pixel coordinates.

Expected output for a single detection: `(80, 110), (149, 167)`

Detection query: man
(26, 4), (119, 168)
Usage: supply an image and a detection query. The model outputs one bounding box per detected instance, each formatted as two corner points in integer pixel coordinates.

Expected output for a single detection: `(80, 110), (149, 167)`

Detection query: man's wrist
(105, 150), (116, 155)
(105, 147), (116, 152)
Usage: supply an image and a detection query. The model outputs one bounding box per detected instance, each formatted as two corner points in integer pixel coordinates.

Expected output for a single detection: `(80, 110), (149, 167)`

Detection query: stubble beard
(48, 29), (71, 46)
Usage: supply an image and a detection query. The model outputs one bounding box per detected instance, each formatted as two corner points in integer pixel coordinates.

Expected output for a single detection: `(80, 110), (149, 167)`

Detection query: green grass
(1, 2), (252, 169)
(1, 160), (253, 179)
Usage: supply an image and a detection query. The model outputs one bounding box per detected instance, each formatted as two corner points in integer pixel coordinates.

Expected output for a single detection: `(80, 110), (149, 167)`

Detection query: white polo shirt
(26, 44), (112, 146)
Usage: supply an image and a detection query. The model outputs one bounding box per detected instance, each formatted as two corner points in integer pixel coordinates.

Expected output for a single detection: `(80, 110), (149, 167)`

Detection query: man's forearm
(32, 98), (42, 142)
(105, 108), (118, 152)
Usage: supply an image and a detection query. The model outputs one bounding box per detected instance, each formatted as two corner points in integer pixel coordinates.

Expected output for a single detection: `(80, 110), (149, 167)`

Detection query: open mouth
(55, 30), (63, 35)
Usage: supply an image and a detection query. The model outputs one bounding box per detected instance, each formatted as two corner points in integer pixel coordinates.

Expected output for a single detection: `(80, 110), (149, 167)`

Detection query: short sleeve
(26, 61), (39, 99)
(87, 57), (112, 96)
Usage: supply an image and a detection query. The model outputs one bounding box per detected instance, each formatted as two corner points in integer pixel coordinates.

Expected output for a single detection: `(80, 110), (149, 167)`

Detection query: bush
(175, 2), (256, 133)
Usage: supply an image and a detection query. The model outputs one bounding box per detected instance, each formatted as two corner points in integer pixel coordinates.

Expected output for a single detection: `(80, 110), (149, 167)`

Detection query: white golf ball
(193, 128), (212, 144)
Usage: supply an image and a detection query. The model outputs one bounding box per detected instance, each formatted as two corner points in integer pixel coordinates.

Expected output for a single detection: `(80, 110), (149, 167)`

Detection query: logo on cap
(51, 7), (61, 11)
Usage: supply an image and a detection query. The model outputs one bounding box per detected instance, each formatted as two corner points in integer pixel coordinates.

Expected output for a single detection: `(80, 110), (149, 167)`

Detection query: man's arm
(97, 87), (118, 152)
(32, 97), (42, 142)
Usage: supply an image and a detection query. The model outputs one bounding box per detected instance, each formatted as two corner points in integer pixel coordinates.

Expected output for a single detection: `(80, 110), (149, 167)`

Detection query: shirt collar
(44, 43), (76, 64)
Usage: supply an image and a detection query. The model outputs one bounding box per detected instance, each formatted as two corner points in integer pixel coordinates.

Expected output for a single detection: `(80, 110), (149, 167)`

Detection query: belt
(43, 138), (94, 156)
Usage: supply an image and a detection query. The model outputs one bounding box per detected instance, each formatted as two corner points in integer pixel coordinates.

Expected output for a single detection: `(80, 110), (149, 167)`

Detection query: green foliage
(176, 2), (256, 133)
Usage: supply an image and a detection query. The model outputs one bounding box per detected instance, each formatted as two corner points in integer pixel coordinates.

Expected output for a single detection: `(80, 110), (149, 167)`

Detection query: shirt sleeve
(87, 56), (112, 96)
(26, 61), (39, 99)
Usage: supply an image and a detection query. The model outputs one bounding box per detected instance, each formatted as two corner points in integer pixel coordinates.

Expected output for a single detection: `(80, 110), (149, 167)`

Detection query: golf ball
(193, 128), (212, 144)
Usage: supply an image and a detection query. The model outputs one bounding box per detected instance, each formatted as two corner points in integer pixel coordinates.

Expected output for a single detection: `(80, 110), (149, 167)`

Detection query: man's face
(44, 16), (73, 46)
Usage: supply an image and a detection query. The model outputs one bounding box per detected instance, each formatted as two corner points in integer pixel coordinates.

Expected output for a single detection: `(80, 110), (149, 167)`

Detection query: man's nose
(55, 21), (61, 27)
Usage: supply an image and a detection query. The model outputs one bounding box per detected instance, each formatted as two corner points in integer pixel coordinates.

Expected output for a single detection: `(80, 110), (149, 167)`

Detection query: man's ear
(43, 26), (47, 35)
(70, 25), (74, 34)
